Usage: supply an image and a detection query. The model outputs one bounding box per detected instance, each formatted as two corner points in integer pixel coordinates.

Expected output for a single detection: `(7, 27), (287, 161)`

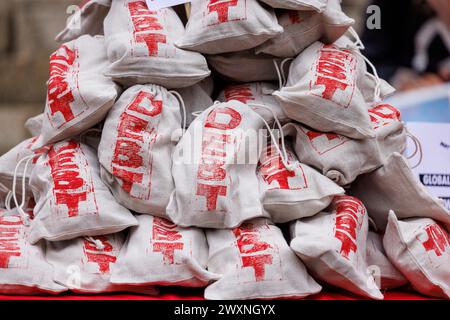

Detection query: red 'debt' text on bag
(384, 212), (450, 299)
(167, 101), (269, 229)
(104, 0), (210, 88)
(28, 140), (138, 244)
(290, 195), (384, 299)
(98, 85), (181, 217)
(0, 209), (66, 295)
(176, 0), (283, 55)
(111, 215), (218, 287)
(35, 35), (120, 149)
(205, 218), (322, 300)
(46, 233), (159, 294)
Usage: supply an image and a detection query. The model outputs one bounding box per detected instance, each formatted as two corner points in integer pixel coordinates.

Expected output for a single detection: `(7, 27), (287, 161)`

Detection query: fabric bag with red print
(25, 113), (44, 137)
(256, 1), (354, 58)
(384, 212), (450, 298)
(111, 215), (218, 287)
(35, 35), (119, 148)
(178, 80), (214, 128)
(255, 10), (323, 58)
(167, 101), (269, 229)
(258, 142), (344, 223)
(204, 218), (322, 300)
(55, 0), (111, 43)
(273, 41), (375, 139)
(217, 82), (289, 124)
(290, 195), (384, 299)
(368, 103), (407, 159)
(208, 50), (285, 83)
(98, 84), (182, 217)
(176, 0), (283, 55)
(0, 209), (66, 295)
(284, 122), (382, 186)
(366, 231), (408, 290)
(259, 0), (327, 11)
(0, 137), (50, 198)
(103, 0), (210, 88)
(46, 233), (159, 294)
(350, 153), (450, 232)
(28, 140), (138, 244)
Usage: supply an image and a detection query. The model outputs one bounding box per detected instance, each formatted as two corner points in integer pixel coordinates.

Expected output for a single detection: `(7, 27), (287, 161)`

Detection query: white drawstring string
(248, 103), (296, 172)
(405, 128), (423, 169)
(348, 26), (365, 50)
(85, 236), (105, 250)
(169, 90), (187, 133)
(12, 155), (35, 226)
(280, 57), (294, 86)
(191, 110), (203, 118)
(5, 191), (13, 211)
(273, 60), (284, 90)
(273, 58), (294, 90)
(345, 27), (382, 102)
(356, 51), (382, 103)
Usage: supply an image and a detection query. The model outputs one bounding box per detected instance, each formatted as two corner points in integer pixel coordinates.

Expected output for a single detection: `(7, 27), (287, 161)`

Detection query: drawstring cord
(346, 27), (382, 103)
(273, 58), (294, 90)
(248, 103), (296, 172)
(348, 26), (365, 50)
(169, 90), (187, 133)
(405, 127), (423, 169)
(85, 236), (105, 250)
(12, 155), (35, 226)
(5, 191), (13, 211)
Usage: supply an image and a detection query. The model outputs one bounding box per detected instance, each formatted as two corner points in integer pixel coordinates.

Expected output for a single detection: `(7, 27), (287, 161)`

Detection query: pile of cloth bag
(0, 0), (449, 300)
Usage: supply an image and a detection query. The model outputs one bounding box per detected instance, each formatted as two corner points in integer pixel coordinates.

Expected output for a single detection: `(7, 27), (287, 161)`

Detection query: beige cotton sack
(350, 153), (450, 232)
(111, 215), (218, 287)
(46, 233), (159, 295)
(384, 212), (450, 299)
(176, 0), (283, 55)
(104, 0), (210, 88)
(273, 42), (375, 139)
(35, 35), (119, 148)
(290, 195), (384, 299)
(205, 218), (322, 300)
(29, 140), (137, 244)
(98, 84), (181, 217)
(55, 0), (111, 43)
(258, 142), (344, 223)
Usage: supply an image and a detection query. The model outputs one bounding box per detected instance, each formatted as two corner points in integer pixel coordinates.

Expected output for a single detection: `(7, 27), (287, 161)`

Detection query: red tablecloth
(0, 288), (435, 300)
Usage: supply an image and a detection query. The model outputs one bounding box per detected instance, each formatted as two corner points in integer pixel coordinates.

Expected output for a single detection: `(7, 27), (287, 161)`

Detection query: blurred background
(0, 0), (449, 155)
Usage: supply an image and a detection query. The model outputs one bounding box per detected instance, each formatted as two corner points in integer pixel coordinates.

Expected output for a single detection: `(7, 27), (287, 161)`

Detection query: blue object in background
(386, 84), (450, 123)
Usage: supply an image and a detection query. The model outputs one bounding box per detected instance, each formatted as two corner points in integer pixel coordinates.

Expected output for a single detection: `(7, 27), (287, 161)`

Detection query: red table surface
(0, 288), (436, 300)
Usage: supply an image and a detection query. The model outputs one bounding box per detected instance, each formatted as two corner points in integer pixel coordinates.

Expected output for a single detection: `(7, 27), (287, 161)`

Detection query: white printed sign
(405, 122), (450, 210)
(146, 0), (192, 10)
